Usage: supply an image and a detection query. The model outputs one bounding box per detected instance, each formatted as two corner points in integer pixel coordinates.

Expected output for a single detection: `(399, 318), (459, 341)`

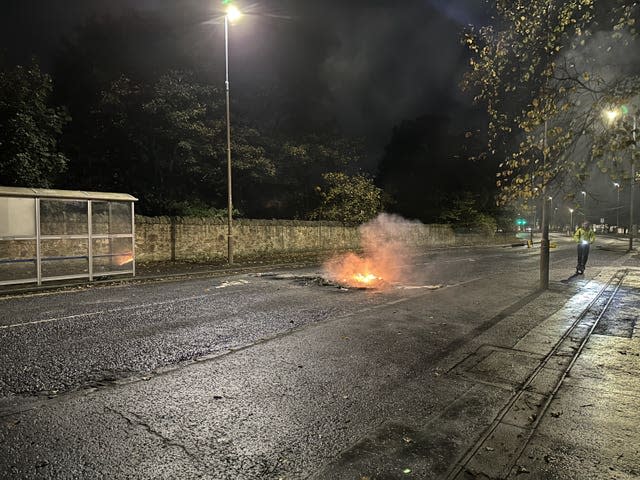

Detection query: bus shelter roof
(0, 186), (137, 202)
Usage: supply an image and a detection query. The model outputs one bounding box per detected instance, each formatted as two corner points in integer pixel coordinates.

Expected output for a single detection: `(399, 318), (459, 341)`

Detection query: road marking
(0, 310), (108, 330)
(215, 279), (250, 289)
(0, 293), (217, 330)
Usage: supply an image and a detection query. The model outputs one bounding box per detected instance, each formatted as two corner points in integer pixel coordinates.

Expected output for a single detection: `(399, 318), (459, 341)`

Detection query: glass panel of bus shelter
(0, 240), (36, 282)
(0, 197), (37, 283)
(40, 239), (89, 278)
(92, 237), (133, 273)
(40, 199), (88, 236)
(92, 201), (132, 235)
(0, 197), (36, 237)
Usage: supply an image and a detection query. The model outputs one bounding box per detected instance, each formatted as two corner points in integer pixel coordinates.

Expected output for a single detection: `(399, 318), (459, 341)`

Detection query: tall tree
(311, 172), (383, 225)
(0, 60), (69, 187)
(65, 70), (273, 216)
(254, 134), (369, 219)
(463, 0), (640, 286)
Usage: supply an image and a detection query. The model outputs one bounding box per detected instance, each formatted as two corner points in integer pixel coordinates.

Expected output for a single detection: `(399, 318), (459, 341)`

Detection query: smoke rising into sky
(322, 213), (423, 288)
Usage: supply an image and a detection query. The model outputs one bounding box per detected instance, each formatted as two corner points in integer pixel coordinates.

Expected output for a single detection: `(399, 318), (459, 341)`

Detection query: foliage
(0, 60), (70, 187)
(63, 70), (273, 216)
(463, 0), (640, 206)
(438, 193), (497, 234)
(50, 15), (371, 219)
(311, 172), (383, 225)
(253, 134), (370, 219)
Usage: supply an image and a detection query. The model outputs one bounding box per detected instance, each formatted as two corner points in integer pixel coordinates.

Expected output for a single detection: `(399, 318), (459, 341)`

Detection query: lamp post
(569, 208), (574, 232)
(614, 182), (620, 231)
(548, 196), (553, 231)
(604, 107), (637, 250)
(224, 4), (242, 264)
(581, 191), (587, 222)
(631, 114), (636, 251)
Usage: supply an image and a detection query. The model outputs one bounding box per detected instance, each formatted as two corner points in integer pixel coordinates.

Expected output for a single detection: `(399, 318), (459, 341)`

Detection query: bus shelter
(0, 187), (137, 286)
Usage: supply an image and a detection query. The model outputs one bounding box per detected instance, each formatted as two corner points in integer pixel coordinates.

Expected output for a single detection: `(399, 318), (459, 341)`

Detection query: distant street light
(581, 191), (587, 222)
(614, 182), (620, 230)
(224, 3), (242, 264)
(569, 208), (574, 232)
(604, 106), (637, 250)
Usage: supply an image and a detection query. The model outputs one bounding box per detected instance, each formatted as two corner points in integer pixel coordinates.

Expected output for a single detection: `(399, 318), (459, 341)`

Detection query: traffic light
(515, 218), (527, 226)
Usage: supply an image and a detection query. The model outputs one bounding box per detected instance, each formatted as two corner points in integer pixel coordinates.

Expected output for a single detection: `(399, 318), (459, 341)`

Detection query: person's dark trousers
(577, 243), (590, 272)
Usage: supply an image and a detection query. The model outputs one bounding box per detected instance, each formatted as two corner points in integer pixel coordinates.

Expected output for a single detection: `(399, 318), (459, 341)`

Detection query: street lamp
(548, 196), (553, 231)
(581, 191), (587, 222)
(604, 106), (637, 250)
(614, 182), (620, 231)
(224, 3), (242, 264)
(569, 208), (574, 232)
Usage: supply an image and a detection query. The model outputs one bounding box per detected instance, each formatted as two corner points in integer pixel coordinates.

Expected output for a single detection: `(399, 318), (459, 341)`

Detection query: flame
(353, 272), (378, 284)
(324, 252), (386, 289)
(323, 214), (420, 290)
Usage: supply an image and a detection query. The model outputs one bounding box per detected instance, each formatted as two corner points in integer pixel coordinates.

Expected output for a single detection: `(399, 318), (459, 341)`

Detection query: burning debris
(322, 214), (420, 289)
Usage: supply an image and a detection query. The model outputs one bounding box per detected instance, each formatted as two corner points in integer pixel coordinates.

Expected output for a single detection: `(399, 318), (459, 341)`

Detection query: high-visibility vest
(573, 227), (595, 244)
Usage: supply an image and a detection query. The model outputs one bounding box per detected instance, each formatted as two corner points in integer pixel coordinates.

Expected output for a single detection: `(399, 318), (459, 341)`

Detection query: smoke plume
(322, 213), (421, 288)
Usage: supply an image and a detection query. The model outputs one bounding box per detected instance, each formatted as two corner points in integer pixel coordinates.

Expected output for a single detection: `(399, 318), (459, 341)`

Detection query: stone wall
(1, 215), (502, 266)
(134, 216), (463, 262)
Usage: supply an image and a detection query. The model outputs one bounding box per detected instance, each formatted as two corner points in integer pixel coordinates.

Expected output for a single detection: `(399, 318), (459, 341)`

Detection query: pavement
(451, 262), (640, 479)
(1, 236), (639, 479)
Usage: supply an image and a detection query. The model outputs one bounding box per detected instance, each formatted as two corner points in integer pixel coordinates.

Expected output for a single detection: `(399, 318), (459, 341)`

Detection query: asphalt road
(0, 234), (631, 479)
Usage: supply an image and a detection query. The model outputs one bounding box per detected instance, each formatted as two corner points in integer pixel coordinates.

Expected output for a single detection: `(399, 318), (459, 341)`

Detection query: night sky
(1, 0), (487, 149)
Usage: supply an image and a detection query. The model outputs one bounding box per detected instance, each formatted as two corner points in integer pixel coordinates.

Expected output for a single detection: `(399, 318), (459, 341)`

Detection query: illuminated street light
(226, 4), (242, 22)
(569, 208), (574, 232)
(581, 191), (587, 222)
(604, 108), (620, 124)
(603, 106), (637, 250)
(224, 3), (242, 264)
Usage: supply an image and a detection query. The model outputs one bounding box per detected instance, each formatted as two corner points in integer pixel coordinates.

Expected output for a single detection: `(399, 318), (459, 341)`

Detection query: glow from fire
(323, 214), (419, 289)
(115, 254), (134, 266)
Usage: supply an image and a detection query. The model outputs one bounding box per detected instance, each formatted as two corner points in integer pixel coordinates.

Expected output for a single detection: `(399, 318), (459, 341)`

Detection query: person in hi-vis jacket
(572, 221), (595, 274)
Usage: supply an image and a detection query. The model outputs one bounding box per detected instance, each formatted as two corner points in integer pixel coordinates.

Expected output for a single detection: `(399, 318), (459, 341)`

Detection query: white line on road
(0, 293), (218, 330)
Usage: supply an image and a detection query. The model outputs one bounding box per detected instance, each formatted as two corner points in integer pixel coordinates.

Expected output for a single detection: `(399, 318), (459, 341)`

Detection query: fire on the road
(324, 252), (386, 288)
(322, 214), (418, 289)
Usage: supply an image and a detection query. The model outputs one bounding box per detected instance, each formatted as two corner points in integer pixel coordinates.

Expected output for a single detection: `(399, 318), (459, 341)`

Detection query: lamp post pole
(223, 6), (241, 264)
(604, 107), (636, 249)
(614, 182), (620, 232)
(581, 191), (587, 222)
(630, 114), (637, 251)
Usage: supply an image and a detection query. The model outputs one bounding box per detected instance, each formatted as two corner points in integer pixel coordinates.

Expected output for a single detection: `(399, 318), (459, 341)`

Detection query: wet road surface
(0, 235), (631, 479)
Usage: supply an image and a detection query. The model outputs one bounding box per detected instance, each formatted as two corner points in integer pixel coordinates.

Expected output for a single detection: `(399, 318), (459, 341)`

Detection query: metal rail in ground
(446, 269), (627, 479)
